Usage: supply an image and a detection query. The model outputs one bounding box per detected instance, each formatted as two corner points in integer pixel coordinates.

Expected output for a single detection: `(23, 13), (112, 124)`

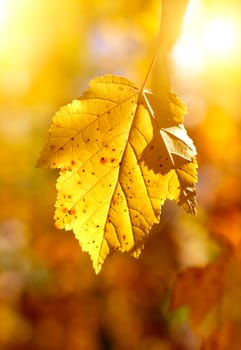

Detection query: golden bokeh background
(0, 0), (241, 349)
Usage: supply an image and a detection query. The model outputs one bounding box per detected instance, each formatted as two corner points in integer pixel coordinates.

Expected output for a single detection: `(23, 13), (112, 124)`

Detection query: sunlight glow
(204, 18), (238, 58)
(172, 36), (206, 76)
(0, 0), (9, 28)
(172, 0), (240, 76)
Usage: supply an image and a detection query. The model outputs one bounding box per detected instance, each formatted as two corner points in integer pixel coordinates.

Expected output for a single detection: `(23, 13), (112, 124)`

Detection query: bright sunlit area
(0, 1), (7, 27)
(172, 0), (241, 76)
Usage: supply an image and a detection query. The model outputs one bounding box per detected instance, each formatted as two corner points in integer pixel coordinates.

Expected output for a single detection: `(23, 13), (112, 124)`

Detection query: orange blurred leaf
(171, 235), (232, 325)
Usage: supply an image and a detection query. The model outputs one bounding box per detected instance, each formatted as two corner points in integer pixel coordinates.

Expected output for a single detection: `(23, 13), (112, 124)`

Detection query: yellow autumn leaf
(37, 75), (197, 273)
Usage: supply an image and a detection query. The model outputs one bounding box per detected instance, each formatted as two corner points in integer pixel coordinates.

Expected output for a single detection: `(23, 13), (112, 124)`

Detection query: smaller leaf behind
(141, 90), (197, 214)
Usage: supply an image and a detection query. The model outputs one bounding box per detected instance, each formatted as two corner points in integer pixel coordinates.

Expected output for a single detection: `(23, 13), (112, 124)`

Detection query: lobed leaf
(37, 75), (197, 273)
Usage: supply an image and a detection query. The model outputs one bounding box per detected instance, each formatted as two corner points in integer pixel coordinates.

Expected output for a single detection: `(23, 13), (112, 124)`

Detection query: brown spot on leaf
(100, 157), (107, 164)
(70, 208), (76, 215)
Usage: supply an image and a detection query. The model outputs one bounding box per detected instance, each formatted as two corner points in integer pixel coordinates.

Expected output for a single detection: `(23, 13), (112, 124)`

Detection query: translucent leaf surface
(37, 75), (197, 272)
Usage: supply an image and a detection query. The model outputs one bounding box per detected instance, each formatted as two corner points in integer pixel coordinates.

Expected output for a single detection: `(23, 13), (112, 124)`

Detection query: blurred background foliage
(0, 0), (241, 349)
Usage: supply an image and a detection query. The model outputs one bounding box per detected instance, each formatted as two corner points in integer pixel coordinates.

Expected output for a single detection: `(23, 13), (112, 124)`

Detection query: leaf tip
(94, 263), (103, 275)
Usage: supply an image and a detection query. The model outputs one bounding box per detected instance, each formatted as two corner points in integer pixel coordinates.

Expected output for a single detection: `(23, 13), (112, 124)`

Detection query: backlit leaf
(37, 75), (197, 273)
